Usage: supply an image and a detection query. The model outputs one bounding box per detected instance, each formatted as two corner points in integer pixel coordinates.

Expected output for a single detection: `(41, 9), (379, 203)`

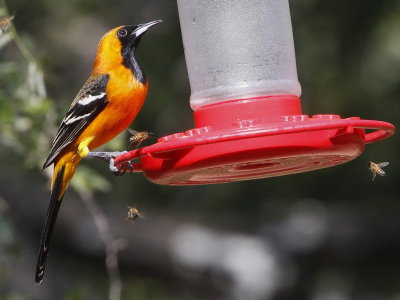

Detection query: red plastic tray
(113, 95), (394, 185)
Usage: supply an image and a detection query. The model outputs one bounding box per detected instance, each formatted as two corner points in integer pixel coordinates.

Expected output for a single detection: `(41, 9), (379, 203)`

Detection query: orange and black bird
(35, 20), (161, 283)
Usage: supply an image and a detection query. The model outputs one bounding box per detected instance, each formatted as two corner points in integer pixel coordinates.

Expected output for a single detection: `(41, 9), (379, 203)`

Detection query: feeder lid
(114, 95), (394, 185)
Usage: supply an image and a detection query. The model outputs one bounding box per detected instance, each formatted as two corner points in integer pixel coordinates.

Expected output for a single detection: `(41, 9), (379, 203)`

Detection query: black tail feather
(35, 165), (65, 283)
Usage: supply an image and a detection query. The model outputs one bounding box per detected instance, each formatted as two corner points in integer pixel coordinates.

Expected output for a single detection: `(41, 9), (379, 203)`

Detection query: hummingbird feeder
(112, 0), (394, 185)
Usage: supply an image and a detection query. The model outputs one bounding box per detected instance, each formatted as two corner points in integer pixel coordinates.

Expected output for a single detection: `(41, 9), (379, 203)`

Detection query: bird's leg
(87, 151), (135, 175)
(372, 172), (376, 181)
(87, 151), (127, 162)
(109, 157), (135, 176)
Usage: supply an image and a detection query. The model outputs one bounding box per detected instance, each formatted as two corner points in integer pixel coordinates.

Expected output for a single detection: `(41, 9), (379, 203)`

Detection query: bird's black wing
(43, 74), (110, 169)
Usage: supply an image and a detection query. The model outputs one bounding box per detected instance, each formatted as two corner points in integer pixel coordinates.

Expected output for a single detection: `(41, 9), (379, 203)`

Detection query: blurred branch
(77, 190), (124, 300)
(1, 0), (35, 65)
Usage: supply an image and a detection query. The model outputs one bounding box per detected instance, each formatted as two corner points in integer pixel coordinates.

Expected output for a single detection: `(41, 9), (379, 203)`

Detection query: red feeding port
(111, 0), (395, 185)
(113, 95), (394, 185)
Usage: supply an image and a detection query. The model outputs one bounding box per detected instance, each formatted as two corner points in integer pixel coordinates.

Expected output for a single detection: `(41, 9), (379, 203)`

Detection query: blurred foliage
(0, 9), (54, 168)
(0, 0), (399, 299)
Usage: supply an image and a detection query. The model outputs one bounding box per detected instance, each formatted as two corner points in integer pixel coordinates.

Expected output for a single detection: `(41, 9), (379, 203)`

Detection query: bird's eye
(117, 28), (128, 37)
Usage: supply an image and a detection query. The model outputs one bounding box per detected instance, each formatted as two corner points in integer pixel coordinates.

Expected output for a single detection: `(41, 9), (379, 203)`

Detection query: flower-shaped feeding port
(112, 0), (394, 185)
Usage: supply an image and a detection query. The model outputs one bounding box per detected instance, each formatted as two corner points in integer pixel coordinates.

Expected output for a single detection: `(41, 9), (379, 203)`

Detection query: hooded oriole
(35, 20), (161, 283)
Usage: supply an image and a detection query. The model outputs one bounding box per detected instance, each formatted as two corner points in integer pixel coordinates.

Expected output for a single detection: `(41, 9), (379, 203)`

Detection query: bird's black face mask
(117, 20), (162, 83)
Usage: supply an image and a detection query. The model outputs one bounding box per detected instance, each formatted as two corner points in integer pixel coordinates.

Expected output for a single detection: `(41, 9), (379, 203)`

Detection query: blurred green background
(0, 0), (399, 299)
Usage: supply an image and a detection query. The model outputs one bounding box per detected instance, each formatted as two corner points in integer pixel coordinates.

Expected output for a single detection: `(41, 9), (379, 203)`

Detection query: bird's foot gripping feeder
(110, 0), (395, 185)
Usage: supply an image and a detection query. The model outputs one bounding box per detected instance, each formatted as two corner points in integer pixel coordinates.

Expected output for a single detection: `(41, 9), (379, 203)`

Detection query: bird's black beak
(134, 20), (162, 38)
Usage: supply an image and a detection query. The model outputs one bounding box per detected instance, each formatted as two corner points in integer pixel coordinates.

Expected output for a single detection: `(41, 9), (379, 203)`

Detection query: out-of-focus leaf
(63, 289), (85, 300)
(0, 33), (12, 49)
(5, 293), (26, 300)
(27, 62), (47, 98)
(71, 165), (111, 194)
(0, 62), (18, 75)
(0, 196), (14, 246)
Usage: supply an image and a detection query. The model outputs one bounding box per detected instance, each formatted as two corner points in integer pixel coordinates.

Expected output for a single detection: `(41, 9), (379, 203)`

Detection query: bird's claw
(109, 158), (120, 173)
(109, 159), (135, 176)
(89, 151), (135, 175)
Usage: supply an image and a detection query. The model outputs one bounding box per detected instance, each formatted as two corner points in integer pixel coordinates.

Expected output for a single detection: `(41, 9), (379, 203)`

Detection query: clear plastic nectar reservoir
(177, 0), (302, 110)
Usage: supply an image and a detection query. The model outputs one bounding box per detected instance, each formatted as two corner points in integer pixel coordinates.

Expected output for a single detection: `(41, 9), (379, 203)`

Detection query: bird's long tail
(35, 153), (79, 283)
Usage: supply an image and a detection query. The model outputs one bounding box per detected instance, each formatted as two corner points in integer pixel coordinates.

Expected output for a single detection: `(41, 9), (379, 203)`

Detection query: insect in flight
(126, 206), (144, 223)
(367, 161), (389, 181)
(0, 15), (14, 35)
(128, 129), (153, 148)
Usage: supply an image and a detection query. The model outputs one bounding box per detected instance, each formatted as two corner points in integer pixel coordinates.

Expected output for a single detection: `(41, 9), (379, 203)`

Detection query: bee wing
(377, 162), (389, 168)
(128, 128), (139, 135)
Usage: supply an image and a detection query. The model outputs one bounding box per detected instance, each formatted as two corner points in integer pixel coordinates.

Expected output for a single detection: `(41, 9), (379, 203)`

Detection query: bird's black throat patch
(118, 26), (146, 84)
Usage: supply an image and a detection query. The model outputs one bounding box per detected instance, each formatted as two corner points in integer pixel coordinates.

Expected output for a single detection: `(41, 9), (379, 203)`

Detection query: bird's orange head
(93, 20), (162, 83)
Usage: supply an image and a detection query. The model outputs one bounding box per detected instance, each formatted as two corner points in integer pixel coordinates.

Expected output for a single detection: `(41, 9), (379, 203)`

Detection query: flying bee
(125, 206), (144, 223)
(0, 15), (14, 35)
(128, 129), (153, 148)
(367, 161), (389, 181)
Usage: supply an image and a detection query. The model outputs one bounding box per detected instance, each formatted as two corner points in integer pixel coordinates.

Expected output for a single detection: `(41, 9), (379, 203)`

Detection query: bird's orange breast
(73, 65), (148, 151)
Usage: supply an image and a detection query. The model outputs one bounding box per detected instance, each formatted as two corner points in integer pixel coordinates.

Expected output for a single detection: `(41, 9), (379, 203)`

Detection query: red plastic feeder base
(114, 95), (394, 185)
